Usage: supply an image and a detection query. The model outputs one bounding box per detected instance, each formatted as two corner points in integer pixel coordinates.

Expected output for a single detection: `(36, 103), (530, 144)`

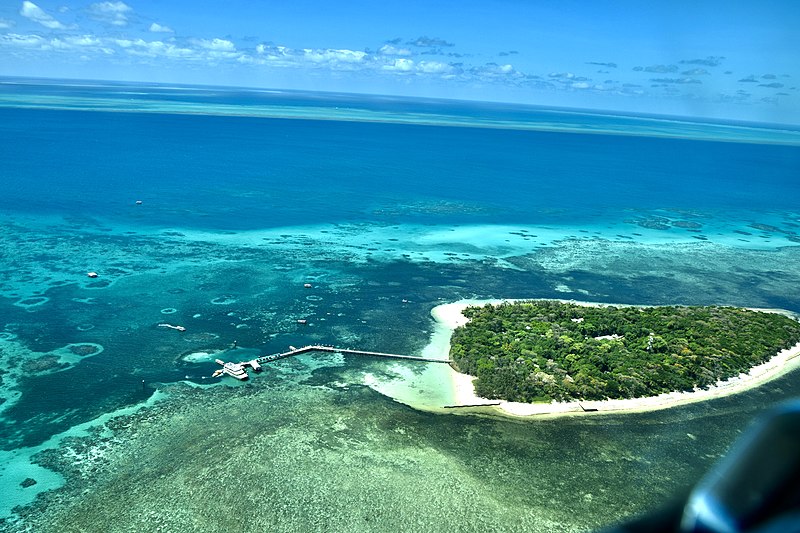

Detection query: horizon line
(2, 75), (800, 144)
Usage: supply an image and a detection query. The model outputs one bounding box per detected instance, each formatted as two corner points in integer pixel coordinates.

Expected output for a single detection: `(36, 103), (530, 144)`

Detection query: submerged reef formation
(13, 379), (646, 533)
(450, 301), (800, 403)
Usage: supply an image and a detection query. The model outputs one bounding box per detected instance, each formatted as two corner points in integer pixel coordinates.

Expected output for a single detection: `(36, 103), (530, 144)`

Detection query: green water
(18, 356), (800, 533)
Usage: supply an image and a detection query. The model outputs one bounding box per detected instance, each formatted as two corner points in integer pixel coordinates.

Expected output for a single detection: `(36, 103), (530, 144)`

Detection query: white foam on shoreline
(430, 299), (800, 418)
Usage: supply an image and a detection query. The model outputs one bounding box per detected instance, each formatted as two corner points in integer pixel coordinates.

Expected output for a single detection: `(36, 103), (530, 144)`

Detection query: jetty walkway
(217, 345), (453, 379)
(256, 345), (452, 365)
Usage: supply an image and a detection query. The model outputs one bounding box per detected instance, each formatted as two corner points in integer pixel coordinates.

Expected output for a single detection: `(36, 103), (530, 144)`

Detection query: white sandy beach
(432, 299), (800, 417)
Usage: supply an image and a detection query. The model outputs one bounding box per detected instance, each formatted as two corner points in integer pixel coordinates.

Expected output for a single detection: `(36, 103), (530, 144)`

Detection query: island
(448, 300), (800, 407)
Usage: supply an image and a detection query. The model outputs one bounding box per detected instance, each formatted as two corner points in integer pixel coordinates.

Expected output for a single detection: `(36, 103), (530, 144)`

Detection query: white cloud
(48, 37), (72, 49)
(1, 32), (116, 55)
(1, 32), (46, 47)
(149, 22), (173, 33)
(255, 44), (291, 55)
(1, 32), (109, 56)
(417, 61), (452, 74)
(118, 39), (193, 59)
(473, 63), (520, 80)
(0, 18), (14, 29)
(383, 58), (414, 72)
(20, 1), (67, 29)
(47, 35), (102, 49)
(252, 44), (295, 66)
(378, 44), (411, 56)
(256, 43), (286, 56)
(303, 48), (367, 64)
(66, 35), (102, 47)
(0, 26), (590, 97)
(0, 31), (241, 66)
(197, 38), (236, 52)
(112, 37), (243, 62)
(88, 1), (132, 27)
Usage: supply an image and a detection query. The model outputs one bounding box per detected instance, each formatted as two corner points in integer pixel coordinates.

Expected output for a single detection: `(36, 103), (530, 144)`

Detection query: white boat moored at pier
(213, 358), (249, 380)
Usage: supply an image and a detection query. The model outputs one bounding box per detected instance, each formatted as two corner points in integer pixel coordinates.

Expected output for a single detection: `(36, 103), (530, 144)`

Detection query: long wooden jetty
(253, 345), (452, 365)
(214, 345), (453, 380)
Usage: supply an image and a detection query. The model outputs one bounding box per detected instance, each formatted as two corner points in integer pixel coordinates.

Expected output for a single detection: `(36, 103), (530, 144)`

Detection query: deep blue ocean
(2, 103), (799, 229)
(1, 81), (799, 531)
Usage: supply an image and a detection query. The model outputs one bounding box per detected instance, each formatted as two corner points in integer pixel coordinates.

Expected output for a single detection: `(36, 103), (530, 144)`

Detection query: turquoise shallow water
(0, 81), (799, 531)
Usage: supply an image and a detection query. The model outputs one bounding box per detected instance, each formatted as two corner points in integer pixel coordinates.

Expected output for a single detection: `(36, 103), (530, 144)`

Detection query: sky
(1, 0), (799, 124)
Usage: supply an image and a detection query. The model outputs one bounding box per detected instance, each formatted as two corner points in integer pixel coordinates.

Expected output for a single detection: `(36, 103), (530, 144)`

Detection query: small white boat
(158, 323), (186, 332)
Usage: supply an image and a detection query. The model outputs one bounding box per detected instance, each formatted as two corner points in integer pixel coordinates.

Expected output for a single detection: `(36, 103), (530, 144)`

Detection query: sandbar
(432, 299), (800, 417)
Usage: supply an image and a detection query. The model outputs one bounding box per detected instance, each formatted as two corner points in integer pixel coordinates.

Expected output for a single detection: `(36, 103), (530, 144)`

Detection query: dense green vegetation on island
(450, 301), (800, 403)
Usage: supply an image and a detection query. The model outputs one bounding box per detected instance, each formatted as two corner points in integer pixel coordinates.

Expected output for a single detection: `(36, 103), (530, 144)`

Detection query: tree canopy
(449, 301), (800, 403)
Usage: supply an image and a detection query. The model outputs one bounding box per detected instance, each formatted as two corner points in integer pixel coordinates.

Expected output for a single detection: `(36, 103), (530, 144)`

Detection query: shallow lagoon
(1, 84), (799, 531)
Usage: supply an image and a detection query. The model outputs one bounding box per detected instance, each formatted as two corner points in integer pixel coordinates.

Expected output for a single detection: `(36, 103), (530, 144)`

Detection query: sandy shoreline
(432, 299), (800, 417)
